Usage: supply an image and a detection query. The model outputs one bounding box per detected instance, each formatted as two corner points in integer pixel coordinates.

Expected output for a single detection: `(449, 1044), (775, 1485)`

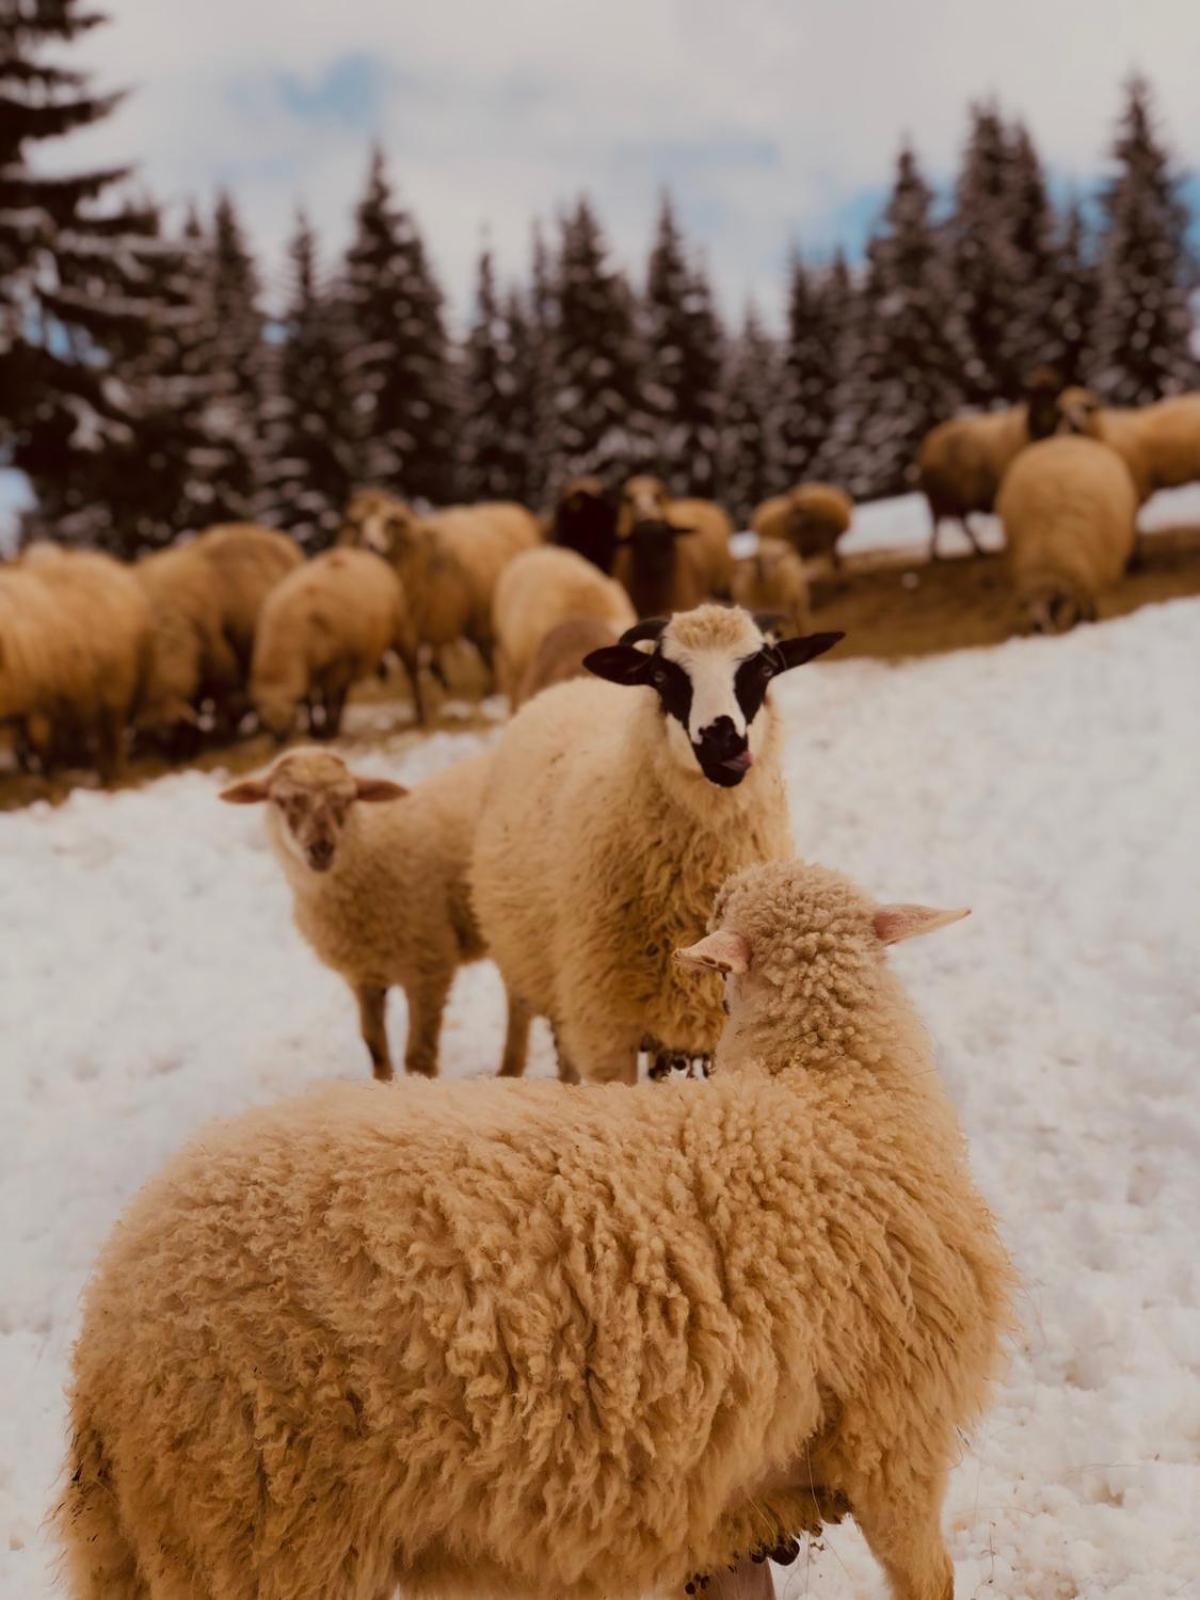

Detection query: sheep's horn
(619, 618), (669, 647)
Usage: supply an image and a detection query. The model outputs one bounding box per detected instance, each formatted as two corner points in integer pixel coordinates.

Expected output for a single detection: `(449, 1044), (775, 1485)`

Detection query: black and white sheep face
(584, 612), (844, 788)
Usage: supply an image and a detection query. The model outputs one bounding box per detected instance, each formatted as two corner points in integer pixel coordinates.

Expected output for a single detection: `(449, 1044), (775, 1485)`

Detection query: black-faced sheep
(551, 475), (619, 574)
(58, 858), (1010, 1600)
(471, 604), (842, 1083)
(617, 475), (733, 600)
(220, 748), (529, 1080)
(492, 545), (635, 705)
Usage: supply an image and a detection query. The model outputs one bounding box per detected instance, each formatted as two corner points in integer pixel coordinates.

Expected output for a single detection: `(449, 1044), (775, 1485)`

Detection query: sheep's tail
(55, 1415), (147, 1600)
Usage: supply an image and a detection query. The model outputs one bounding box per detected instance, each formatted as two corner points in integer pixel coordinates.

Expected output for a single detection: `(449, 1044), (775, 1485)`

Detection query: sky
(58, 0), (1200, 328)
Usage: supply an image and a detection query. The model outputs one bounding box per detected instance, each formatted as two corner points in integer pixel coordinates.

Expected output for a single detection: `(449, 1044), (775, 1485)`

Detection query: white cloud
(52, 0), (1200, 326)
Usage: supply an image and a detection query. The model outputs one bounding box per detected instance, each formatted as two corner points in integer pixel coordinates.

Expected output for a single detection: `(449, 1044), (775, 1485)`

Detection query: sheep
(492, 544), (636, 704)
(220, 747), (530, 1081)
(514, 617), (622, 707)
(250, 548), (416, 740)
(730, 537), (811, 639)
(618, 475), (734, 597)
(614, 515), (709, 618)
(551, 475), (619, 573)
(133, 544), (241, 749)
(0, 566), (88, 768)
(1057, 386), (1200, 504)
(191, 522), (304, 674)
(670, 496), (735, 596)
(57, 855), (1010, 1600)
(15, 545), (151, 780)
(471, 604), (842, 1084)
(996, 435), (1138, 633)
(751, 482), (854, 569)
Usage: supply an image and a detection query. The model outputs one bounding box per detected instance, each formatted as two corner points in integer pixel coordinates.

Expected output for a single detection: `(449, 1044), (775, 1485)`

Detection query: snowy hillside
(3, 603), (1199, 1599)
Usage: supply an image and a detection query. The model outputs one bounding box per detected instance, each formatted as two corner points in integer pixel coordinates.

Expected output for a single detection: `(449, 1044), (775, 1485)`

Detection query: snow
(0, 469), (34, 557)
(3, 602), (1200, 1599)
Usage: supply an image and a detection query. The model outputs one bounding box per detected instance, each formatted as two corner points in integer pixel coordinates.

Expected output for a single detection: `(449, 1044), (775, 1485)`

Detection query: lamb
(996, 434), (1138, 632)
(250, 548), (416, 739)
(15, 545), (151, 780)
(515, 616), (621, 707)
(220, 748), (529, 1081)
(492, 544), (636, 704)
(751, 483), (854, 568)
(133, 544), (241, 748)
(471, 604), (842, 1083)
(730, 536), (811, 638)
(58, 856), (1011, 1600)
(1057, 386), (1200, 503)
(551, 474), (619, 573)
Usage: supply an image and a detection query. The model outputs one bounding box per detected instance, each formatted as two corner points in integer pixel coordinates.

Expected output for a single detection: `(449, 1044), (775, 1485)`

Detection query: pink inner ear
(873, 904), (971, 945)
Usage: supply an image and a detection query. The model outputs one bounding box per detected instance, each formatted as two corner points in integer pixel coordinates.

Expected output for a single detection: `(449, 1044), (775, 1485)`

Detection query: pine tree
(343, 146), (457, 503)
(548, 197), (650, 483)
(779, 252), (836, 485)
(1092, 76), (1197, 403)
(720, 304), (780, 523)
(460, 246), (531, 501)
(522, 221), (557, 506)
(259, 211), (354, 550)
(641, 194), (724, 494)
(0, 0), (196, 544)
(1004, 123), (1060, 380)
(947, 101), (1024, 404)
(1049, 201), (1099, 386)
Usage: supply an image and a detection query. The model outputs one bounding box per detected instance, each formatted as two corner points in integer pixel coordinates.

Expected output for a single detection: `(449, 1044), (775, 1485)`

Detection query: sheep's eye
(650, 666), (667, 686)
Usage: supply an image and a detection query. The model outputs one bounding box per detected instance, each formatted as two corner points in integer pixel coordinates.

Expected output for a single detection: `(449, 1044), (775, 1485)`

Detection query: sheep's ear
(219, 778), (270, 804)
(584, 645), (655, 685)
(873, 904), (970, 945)
(771, 631), (845, 672)
(353, 777), (408, 803)
(674, 929), (750, 975)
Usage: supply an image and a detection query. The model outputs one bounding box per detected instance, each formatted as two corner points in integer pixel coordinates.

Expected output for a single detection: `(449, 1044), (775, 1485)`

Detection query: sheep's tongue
(722, 750), (754, 774)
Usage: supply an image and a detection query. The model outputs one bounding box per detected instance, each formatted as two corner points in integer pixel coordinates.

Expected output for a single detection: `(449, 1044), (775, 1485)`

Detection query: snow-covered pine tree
(1004, 122), (1061, 381)
(548, 196), (650, 485)
(0, 0), (196, 545)
(258, 210), (354, 550)
(641, 193), (724, 494)
(778, 251), (836, 487)
(947, 101), (1024, 405)
(719, 303), (780, 524)
(460, 246), (531, 501)
(1049, 201), (1099, 386)
(342, 146), (457, 505)
(1092, 75), (1197, 403)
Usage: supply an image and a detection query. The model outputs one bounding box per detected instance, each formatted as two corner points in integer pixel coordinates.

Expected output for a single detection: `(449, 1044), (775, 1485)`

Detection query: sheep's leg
(959, 515), (984, 556)
(323, 684), (350, 739)
(95, 707), (126, 785)
(698, 1559), (776, 1600)
(852, 1472), (953, 1600)
(556, 1019), (638, 1085)
(403, 970), (453, 1078)
(549, 1022), (581, 1086)
(498, 989), (533, 1077)
(401, 649), (427, 725)
(355, 983), (393, 1081)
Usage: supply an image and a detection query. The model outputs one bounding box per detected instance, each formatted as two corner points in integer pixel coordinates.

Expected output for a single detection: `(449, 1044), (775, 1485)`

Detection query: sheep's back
(998, 436), (1137, 600)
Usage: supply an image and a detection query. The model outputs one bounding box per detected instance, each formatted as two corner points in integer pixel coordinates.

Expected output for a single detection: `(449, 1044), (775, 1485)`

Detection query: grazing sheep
(58, 857), (1009, 1600)
(917, 410), (1030, 557)
(515, 617), (621, 707)
(492, 545), (636, 704)
(996, 435), (1137, 633)
(1057, 386), (1200, 503)
(753, 482), (854, 569)
(16, 545), (151, 780)
(133, 544), (241, 747)
(250, 548), (415, 740)
(730, 537), (811, 639)
(0, 566), (87, 768)
(220, 748), (529, 1081)
(472, 604), (842, 1083)
(191, 523), (304, 674)
(551, 475), (619, 573)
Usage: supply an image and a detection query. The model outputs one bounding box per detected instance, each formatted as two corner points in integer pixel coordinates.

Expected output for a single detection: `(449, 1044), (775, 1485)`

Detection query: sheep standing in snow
(492, 544), (635, 704)
(730, 537), (811, 638)
(58, 857), (1010, 1600)
(551, 475), (619, 573)
(617, 475), (734, 601)
(133, 544), (241, 750)
(472, 604), (842, 1082)
(221, 748), (529, 1080)
(191, 522), (304, 676)
(0, 566), (87, 770)
(996, 435), (1137, 633)
(250, 548), (416, 740)
(752, 483), (854, 569)
(1057, 386), (1200, 505)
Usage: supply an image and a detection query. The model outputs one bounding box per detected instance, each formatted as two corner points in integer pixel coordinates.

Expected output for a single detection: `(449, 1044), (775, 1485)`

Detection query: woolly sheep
(551, 474), (619, 573)
(16, 545), (151, 780)
(133, 544), (241, 746)
(996, 435), (1137, 632)
(514, 616), (621, 707)
(0, 566), (88, 768)
(58, 857), (1010, 1600)
(1057, 386), (1200, 503)
(220, 748), (529, 1080)
(492, 544), (636, 703)
(618, 475), (734, 597)
(250, 548), (415, 740)
(751, 483), (854, 568)
(471, 604), (842, 1083)
(730, 537), (811, 638)
(191, 522), (304, 673)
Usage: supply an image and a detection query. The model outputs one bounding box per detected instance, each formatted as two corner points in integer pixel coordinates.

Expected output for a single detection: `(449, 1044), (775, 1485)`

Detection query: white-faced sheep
(1057, 385), (1200, 503)
(250, 548), (416, 740)
(996, 435), (1138, 632)
(220, 748), (529, 1080)
(751, 483), (854, 569)
(133, 544), (241, 750)
(515, 617), (621, 707)
(730, 537), (811, 638)
(551, 475), (619, 573)
(58, 857), (1010, 1600)
(15, 545), (152, 780)
(471, 604), (842, 1083)
(492, 544), (636, 704)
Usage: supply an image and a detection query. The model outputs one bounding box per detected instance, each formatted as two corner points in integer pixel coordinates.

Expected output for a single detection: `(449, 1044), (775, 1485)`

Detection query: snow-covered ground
(3, 602), (1200, 1599)
(0, 468), (33, 558)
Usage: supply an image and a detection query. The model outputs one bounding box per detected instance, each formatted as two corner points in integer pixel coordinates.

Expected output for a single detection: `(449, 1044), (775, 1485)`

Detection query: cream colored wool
(730, 537), (811, 637)
(0, 567), (90, 754)
(916, 408), (1030, 554)
(191, 523), (304, 670)
(514, 616), (620, 707)
(250, 548), (413, 738)
(492, 545), (635, 702)
(1058, 386), (1200, 501)
(750, 484), (853, 565)
(134, 544), (240, 734)
(471, 605), (796, 1084)
(58, 857), (1011, 1600)
(617, 476), (735, 598)
(997, 435), (1137, 632)
(670, 496), (735, 594)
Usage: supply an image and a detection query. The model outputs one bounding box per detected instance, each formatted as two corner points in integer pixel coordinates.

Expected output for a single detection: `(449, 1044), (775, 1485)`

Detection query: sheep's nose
(695, 716), (748, 763)
(308, 839), (335, 871)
